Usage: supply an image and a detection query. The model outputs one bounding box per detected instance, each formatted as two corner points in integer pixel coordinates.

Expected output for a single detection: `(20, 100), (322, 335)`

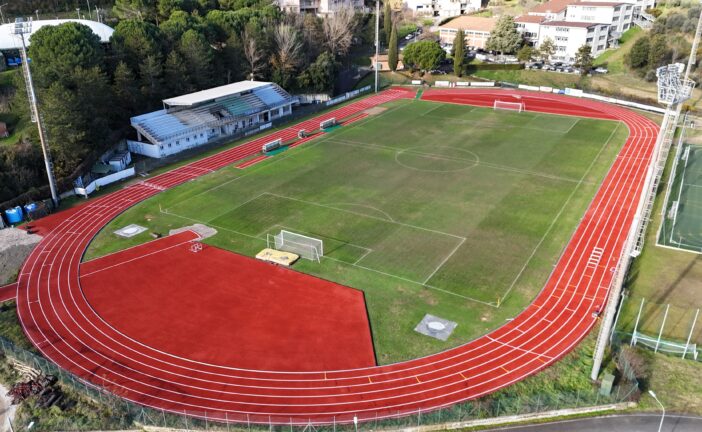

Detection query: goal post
(493, 100), (525, 113)
(267, 230), (323, 263)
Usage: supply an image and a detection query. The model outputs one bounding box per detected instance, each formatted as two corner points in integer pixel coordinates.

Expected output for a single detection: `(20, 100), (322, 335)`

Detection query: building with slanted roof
(439, 16), (497, 50)
(566, 1), (634, 36)
(128, 81), (294, 158)
(528, 0), (577, 20)
(537, 20), (611, 61)
(515, 15), (547, 44)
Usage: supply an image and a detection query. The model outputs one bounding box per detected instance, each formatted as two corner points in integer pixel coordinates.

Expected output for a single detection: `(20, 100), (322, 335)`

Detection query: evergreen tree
(178, 29), (215, 89)
(517, 45), (533, 62)
(388, 24), (399, 72)
(626, 36), (650, 69)
(573, 44), (593, 75)
(648, 34), (669, 68)
(384, 1), (392, 46)
(486, 15), (522, 55)
(164, 51), (192, 95)
(113, 61), (142, 118)
(139, 54), (164, 106)
(453, 29), (465, 77)
(402, 41), (445, 72)
(537, 38), (556, 62)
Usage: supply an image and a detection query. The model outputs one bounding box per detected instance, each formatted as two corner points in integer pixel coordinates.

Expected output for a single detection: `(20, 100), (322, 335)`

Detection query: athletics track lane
(14, 88), (660, 424)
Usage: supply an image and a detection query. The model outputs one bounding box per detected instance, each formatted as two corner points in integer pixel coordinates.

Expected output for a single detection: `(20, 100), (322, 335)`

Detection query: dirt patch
(0, 228), (42, 286)
(364, 106), (387, 116)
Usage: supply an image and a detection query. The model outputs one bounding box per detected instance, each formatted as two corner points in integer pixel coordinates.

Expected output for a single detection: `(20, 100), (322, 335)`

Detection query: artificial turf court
(88, 97), (628, 363)
(658, 143), (702, 253)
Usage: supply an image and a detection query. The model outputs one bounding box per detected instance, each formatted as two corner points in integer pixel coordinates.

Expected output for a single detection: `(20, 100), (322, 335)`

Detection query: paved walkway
(486, 414), (702, 432)
(0, 384), (16, 432)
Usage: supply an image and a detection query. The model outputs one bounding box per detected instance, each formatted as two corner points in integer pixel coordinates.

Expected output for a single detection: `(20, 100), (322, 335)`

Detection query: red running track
(15, 88), (659, 425)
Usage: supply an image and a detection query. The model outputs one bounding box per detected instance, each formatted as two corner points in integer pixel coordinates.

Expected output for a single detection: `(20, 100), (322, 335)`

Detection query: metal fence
(0, 334), (640, 432)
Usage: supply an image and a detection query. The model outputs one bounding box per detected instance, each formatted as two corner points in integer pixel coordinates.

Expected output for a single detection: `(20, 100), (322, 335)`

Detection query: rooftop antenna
(14, 18), (60, 207)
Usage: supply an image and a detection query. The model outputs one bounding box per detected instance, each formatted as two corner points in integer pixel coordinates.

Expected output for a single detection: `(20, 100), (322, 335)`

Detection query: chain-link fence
(0, 334), (640, 432)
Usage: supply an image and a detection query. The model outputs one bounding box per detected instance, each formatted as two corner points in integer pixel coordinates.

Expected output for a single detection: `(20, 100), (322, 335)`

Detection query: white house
(537, 21), (610, 61)
(404, 0), (481, 17)
(515, 15), (547, 45)
(566, 1), (634, 37)
(277, 0), (364, 14)
(128, 81), (294, 159)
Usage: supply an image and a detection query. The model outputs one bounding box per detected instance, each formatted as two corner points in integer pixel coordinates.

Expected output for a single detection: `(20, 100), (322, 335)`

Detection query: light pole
(648, 390), (665, 432)
(0, 4), (8, 24)
(76, 7), (80, 19)
(374, 0), (379, 93)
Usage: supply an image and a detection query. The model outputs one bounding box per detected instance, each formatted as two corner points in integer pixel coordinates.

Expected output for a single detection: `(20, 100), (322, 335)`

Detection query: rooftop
(515, 15), (547, 23)
(571, 1), (628, 5)
(162, 81), (272, 107)
(439, 16), (498, 33)
(541, 20), (600, 27)
(529, 0), (576, 14)
(0, 19), (114, 50)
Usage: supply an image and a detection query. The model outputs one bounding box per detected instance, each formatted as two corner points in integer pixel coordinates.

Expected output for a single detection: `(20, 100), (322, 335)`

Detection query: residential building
(537, 21), (610, 61)
(438, 16), (497, 50)
(277, 0), (364, 14)
(566, 1), (634, 37)
(515, 15), (547, 45)
(128, 81), (295, 159)
(404, 0), (482, 17)
(528, 0), (577, 20)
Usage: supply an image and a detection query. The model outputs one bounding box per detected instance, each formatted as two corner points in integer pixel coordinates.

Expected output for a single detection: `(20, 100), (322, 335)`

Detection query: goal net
(267, 230), (323, 263)
(493, 100), (524, 113)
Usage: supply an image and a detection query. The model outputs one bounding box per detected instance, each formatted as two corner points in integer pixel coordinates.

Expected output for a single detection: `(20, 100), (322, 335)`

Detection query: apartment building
(566, 1), (634, 36)
(277, 0), (364, 14)
(537, 21), (610, 61)
(404, 0), (482, 16)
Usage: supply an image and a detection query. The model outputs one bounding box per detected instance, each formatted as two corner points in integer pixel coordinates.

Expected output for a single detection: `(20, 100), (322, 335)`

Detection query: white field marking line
(421, 114), (575, 134)
(173, 100), (411, 206)
(485, 336), (554, 360)
(563, 118), (581, 134)
(423, 237), (466, 285)
(19, 94), (660, 404)
(498, 122), (622, 304)
(417, 103), (447, 117)
(79, 238), (198, 278)
(655, 239), (702, 255)
(263, 192), (466, 240)
(330, 138), (590, 185)
(353, 247), (374, 265)
(322, 202), (396, 222)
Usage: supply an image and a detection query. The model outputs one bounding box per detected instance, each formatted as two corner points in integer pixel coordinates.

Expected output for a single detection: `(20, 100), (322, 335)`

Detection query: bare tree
(242, 29), (264, 81)
(272, 23), (303, 76)
(323, 7), (356, 58)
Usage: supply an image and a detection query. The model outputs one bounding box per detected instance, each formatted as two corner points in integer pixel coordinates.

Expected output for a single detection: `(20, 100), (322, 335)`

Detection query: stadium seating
(254, 86), (288, 107)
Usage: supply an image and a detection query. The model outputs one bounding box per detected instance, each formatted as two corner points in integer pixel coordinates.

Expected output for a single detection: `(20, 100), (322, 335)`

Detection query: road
(485, 414), (702, 432)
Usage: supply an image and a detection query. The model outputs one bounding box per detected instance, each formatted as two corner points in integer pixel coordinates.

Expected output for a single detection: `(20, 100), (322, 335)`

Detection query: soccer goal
(493, 100), (525, 113)
(320, 118), (336, 130)
(267, 230), (323, 263)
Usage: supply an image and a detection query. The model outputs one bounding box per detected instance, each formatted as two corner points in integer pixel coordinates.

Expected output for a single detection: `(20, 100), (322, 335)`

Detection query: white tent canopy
(0, 19), (114, 50)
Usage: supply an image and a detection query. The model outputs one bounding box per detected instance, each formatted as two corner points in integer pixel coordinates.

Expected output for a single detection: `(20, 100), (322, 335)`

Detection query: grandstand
(128, 81), (295, 158)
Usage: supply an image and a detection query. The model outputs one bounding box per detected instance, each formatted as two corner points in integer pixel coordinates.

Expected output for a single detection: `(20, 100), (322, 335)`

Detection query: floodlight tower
(14, 18), (60, 206)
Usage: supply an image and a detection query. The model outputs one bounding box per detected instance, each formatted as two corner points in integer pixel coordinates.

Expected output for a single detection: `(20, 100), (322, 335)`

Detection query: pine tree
(388, 24), (399, 71)
(383, 1), (392, 47)
(453, 29), (465, 77)
(573, 44), (593, 75)
(538, 38), (556, 62)
(485, 15), (522, 56)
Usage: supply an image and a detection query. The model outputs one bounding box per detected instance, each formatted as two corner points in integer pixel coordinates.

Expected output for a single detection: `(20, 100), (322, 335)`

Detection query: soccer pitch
(659, 143), (702, 253)
(88, 98), (628, 362)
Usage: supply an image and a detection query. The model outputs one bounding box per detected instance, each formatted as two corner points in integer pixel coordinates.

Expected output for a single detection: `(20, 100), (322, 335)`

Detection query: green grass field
(86, 98), (627, 363)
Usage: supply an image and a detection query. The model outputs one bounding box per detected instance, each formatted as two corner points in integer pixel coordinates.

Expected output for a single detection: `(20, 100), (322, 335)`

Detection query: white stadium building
(128, 81), (295, 159)
(0, 19), (114, 50)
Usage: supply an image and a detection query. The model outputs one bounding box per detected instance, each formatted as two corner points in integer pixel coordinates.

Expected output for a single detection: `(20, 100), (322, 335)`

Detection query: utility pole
(14, 18), (60, 207)
(374, 0), (380, 93)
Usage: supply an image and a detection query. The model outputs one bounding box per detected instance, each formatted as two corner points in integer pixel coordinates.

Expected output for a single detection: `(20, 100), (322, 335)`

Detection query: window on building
(186, 137), (190, 142)
(556, 36), (568, 41)
(599, 35), (605, 40)
(168, 143), (172, 147)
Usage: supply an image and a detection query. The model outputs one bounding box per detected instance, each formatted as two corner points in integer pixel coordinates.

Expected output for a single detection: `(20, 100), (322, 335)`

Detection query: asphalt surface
(485, 414), (702, 432)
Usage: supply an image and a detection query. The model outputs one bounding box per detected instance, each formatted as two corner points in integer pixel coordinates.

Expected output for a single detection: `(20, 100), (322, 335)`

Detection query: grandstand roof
(0, 19), (114, 50)
(163, 81), (272, 107)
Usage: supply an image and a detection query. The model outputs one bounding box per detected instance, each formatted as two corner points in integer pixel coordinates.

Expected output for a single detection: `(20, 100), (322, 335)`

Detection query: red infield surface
(79, 232), (376, 371)
(15, 88), (660, 425)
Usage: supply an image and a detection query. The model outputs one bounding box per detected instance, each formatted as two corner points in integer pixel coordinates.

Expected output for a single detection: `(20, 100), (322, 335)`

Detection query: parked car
(405, 34), (413, 40)
(526, 62), (543, 70)
(593, 67), (609, 74)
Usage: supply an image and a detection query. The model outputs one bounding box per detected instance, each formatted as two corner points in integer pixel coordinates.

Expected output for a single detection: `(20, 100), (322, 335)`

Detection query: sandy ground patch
(0, 229), (42, 286)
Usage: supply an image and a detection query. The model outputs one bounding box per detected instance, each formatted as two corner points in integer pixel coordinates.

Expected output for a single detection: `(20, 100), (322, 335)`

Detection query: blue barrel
(24, 202), (37, 215)
(5, 206), (23, 224)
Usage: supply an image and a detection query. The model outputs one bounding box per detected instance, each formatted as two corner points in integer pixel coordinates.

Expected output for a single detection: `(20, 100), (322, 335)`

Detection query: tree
(139, 54), (164, 105)
(388, 24), (399, 72)
(271, 24), (303, 89)
(28, 22), (104, 88)
(297, 51), (336, 92)
(402, 40), (445, 72)
(384, 1), (392, 46)
(113, 0), (157, 22)
(517, 45), (533, 62)
(113, 61), (142, 117)
(648, 34), (669, 68)
(537, 37), (555, 62)
(242, 28), (264, 80)
(158, 0), (196, 18)
(111, 20), (163, 71)
(164, 51), (192, 95)
(485, 15), (522, 55)
(627, 36), (650, 69)
(573, 44), (593, 75)
(453, 29), (465, 76)
(323, 8), (356, 58)
(178, 29), (214, 88)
